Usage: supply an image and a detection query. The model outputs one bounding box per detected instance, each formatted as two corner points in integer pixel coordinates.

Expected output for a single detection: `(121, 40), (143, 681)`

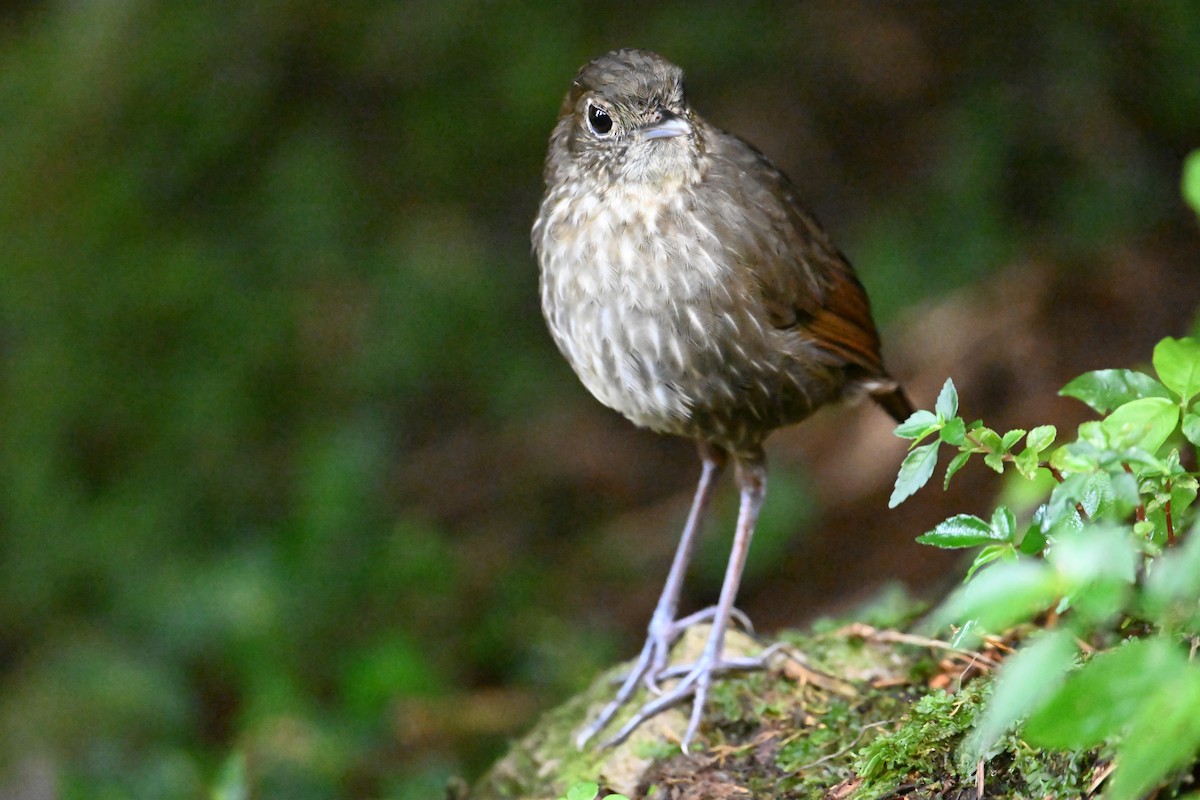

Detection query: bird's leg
(599, 454), (767, 753)
(574, 442), (726, 748)
(640, 442), (731, 689)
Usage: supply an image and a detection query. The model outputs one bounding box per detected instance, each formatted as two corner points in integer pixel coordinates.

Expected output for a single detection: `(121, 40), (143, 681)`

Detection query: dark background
(2, 2), (1199, 798)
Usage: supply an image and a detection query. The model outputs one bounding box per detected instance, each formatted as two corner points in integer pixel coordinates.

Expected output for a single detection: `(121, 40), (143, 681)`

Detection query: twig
(789, 720), (894, 773)
(1087, 761), (1116, 795)
(1123, 463), (1146, 522)
(1046, 465), (1089, 521)
(842, 624), (1001, 670)
(962, 431), (1089, 520)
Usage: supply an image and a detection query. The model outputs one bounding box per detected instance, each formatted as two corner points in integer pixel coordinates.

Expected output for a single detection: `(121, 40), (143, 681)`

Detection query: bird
(531, 49), (913, 752)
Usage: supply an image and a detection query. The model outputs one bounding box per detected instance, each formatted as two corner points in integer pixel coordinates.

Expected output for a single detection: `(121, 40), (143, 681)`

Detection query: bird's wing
(711, 131), (886, 377)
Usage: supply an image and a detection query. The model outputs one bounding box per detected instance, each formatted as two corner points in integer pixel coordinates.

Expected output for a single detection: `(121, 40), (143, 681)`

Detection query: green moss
(471, 602), (1114, 800)
(853, 686), (985, 797)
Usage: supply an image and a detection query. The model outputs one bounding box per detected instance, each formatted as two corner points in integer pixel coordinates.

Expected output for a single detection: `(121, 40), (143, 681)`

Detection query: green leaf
(1106, 665), (1200, 800)
(935, 378), (958, 420)
(939, 416), (966, 446)
(1025, 637), (1184, 750)
(999, 428), (1026, 452)
(976, 427), (1002, 452)
(212, 753), (249, 800)
(1153, 336), (1200, 405)
(964, 629), (1077, 761)
(565, 782), (599, 800)
(1100, 396), (1179, 453)
(990, 506), (1016, 542)
(963, 544), (1015, 582)
(1184, 148), (1200, 216)
(931, 559), (1061, 634)
(1013, 446), (1040, 480)
(943, 450), (972, 489)
(890, 442), (939, 508)
(1046, 472), (1090, 525)
(1182, 412), (1200, 447)
(1018, 523), (1046, 555)
(1025, 425), (1056, 453)
(1143, 525), (1200, 627)
(1059, 369), (1170, 413)
(1048, 525), (1137, 585)
(983, 451), (1005, 473)
(1047, 526), (1136, 623)
(894, 409), (938, 440)
(1108, 469), (1140, 512)
(916, 514), (1000, 548)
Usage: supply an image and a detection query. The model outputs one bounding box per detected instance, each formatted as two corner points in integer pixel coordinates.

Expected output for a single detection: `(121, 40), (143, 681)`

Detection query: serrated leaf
(1059, 369), (1170, 413)
(894, 409), (939, 439)
(1025, 425), (1056, 453)
(889, 442), (939, 508)
(1101, 397), (1179, 452)
(964, 629), (1077, 761)
(999, 428), (1026, 452)
(916, 514), (1000, 548)
(976, 427), (1002, 452)
(983, 452), (1004, 473)
(1014, 446), (1040, 480)
(963, 544), (1015, 582)
(990, 506), (1017, 542)
(1024, 637), (1183, 750)
(1109, 469), (1140, 509)
(1183, 412), (1200, 447)
(1048, 442), (1095, 473)
(1153, 336), (1200, 405)
(935, 378), (958, 420)
(939, 416), (965, 446)
(1105, 666), (1200, 800)
(1046, 472), (1090, 524)
(943, 450), (972, 489)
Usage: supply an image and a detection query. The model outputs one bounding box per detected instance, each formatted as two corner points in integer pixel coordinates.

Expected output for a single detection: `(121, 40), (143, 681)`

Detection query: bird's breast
(536, 180), (777, 435)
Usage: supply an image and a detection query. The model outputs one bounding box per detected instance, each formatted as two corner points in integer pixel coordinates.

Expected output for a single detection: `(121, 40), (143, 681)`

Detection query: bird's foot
(600, 641), (770, 752)
(606, 605), (753, 693)
(575, 614), (763, 751)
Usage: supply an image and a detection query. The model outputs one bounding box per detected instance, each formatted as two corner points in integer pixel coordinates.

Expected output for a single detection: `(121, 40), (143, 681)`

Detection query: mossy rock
(467, 619), (1109, 799)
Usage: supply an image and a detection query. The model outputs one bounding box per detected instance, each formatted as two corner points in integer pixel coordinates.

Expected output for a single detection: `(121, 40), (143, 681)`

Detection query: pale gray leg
(574, 442), (727, 748)
(596, 454), (768, 752)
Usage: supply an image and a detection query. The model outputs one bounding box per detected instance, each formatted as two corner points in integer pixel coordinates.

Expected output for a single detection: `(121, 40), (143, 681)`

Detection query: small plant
(890, 335), (1200, 799)
(558, 781), (629, 800)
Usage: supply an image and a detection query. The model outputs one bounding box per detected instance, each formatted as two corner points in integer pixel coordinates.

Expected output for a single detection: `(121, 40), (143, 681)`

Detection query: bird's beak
(642, 112), (692, 140)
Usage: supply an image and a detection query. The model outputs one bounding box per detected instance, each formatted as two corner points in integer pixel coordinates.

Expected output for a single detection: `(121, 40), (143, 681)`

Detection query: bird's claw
(577, 617), (769, 752)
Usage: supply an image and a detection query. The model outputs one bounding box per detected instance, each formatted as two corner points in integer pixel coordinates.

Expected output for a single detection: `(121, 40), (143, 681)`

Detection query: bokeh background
(2, 2), (1199, 798)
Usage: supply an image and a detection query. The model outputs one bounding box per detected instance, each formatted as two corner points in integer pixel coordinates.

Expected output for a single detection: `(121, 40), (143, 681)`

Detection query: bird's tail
(866, 378), (915, 424)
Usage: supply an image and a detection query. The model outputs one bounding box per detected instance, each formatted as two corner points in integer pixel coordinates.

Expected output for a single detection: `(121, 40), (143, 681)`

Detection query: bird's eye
(586, 103), (614, 136)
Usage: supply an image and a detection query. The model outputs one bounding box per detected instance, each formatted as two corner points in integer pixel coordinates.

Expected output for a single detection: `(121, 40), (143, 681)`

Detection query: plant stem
(1122, 464), (1147, 523)
(1165, 478), (1175, 545)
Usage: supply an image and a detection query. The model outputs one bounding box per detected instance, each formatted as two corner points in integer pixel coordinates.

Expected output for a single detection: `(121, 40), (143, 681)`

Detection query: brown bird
(532, 49), (913, 751)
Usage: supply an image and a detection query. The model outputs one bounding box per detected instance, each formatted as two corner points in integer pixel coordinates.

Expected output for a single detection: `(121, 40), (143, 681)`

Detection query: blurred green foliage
(0, 2), (1198, 797)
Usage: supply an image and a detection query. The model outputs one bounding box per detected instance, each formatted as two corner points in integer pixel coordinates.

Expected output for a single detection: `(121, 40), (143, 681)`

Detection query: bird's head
(546, 49), (702, 190)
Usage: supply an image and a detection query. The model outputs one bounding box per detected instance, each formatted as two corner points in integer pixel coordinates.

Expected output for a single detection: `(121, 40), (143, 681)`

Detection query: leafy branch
(889, 335), (1200, 800)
